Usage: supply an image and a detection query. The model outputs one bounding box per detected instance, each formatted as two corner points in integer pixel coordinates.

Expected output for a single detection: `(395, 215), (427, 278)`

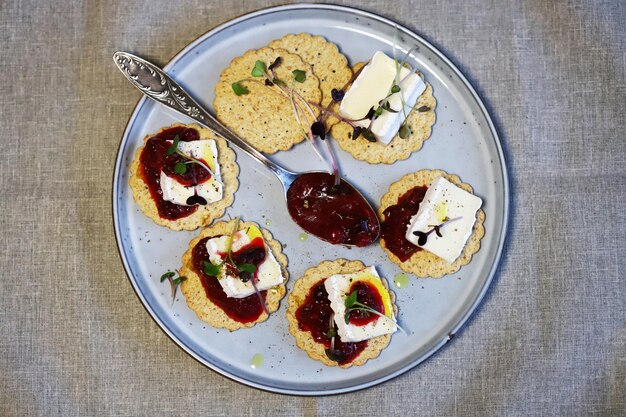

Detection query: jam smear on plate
(138, 126), (213, 220)
(380, 185), (427, 262)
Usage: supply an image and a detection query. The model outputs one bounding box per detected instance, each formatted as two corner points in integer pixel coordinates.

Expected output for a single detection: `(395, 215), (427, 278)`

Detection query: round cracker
(129, 123), (239, 231)
(214, 47), (322, 154)
(268, 33), (353, 109)
(379, 170), (485, 278)
(180, 219), (289, 331)
(286, 259), (397, 368)
(330, 62), (437, 164)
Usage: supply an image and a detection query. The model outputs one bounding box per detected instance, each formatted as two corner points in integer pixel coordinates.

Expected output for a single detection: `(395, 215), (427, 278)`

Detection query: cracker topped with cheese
(379, 170), (485, 278)
(129, 123), (239, 231)
(180, 219), (289, 331)
(330, 56), (437, 164)
(286, 259), (398, 368)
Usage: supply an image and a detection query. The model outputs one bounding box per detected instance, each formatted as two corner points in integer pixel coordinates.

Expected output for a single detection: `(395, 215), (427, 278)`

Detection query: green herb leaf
(160, 271), (175, 282)
(326, 326), (337, 338)
(382, 102), (399, 113)
(324, 348), (346, 362)
(166, 135), (180, 156)
(399, 123), (411, 139)
(391, 85), (401, 93)
(251, 60), (266, 77)
(362, 129), (377, 142)
(231, 82), (249, 96)
(344, 310), (352, 324)
(237, 263), (257, 273)
(292, 69), (306, 83)
(172, 276), (186, 285)
(174, 162), (187, 175)
(204, 261), (221, 277)
(374, 107), (384, 117)
(345, 290), (358, 308)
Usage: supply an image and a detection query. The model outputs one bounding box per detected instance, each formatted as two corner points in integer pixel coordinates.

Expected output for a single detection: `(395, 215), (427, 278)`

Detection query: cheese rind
(205, 227), (284, 299)
(324, 266), (396, 343)
(405, 177), (482, 263)
(159, 139), (223, 206)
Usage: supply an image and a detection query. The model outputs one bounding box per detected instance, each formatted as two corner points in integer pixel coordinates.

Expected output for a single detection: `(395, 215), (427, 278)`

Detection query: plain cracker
(379, 170), (485, 278)
(286, 259), (397, 368)
(214, 47), (322, 154)
(129, 123), (239, 231)
(180, 219), (289, 331)
(330, 62), (437, 164)
(268, 33), (353, 110)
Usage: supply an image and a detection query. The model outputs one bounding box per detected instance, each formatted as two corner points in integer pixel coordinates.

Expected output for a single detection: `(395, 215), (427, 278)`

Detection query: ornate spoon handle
(113, 51), (296, 187)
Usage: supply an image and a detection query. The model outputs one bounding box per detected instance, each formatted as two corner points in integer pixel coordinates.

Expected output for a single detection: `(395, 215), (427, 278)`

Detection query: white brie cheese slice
(159, 139), (223, 206)
(405, 177), (482, 263)
(324, 266), (396, 343)
(338, 51), (426, 144)
(205, 228), (284, 299)
(339, 51), (400, 125)
(369, 72), (426, 144)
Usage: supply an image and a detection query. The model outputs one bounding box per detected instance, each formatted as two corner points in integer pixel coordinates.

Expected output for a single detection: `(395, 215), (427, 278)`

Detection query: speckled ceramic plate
(113, 4), (509, 395)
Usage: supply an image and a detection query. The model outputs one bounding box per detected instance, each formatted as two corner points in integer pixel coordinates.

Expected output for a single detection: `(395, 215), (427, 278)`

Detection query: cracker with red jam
(329, 62), (437, 164)
(129, 123), (239, 231)
(180, 219), (289, 331)
(213, 47), (322, 154)
(379, 170), (485, 278)
(286, 259), (397, 368)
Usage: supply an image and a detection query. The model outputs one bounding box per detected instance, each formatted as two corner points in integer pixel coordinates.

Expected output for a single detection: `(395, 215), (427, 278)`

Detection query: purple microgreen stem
(412, 216), (463, 246)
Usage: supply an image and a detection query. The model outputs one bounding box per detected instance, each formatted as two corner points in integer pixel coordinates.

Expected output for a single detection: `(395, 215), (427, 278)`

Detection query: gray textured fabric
(1, 0), (624, 415)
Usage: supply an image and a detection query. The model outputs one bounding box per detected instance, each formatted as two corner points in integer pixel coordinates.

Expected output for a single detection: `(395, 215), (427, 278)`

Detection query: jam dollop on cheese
(191, 236), (267, 323)
(345, 281), (384, 326)
(286, 172), (379, 247)
(380, 185), (427, 261)
(205, 225), (284, 299)
(295, 280), (367, 365)
(138, 126), (215, 220)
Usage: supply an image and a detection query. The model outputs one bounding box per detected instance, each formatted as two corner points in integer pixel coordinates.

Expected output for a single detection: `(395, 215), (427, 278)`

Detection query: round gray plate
(113, 4), (509, 395)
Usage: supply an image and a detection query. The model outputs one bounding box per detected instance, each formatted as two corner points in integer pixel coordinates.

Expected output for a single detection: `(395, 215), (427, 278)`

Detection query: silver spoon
(113, 52), (380, 247)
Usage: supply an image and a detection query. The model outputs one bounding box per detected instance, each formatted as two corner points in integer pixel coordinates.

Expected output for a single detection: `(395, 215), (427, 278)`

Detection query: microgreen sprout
(344, 290), (406, 334)
(160, 270), (186, 305)
(165, 135), (221, 186)
(251, 60), (266, 77)
(324, 313), (347, 362)
(174, 162), (186, 174)
(292, 69), (306, 83)
(231, 82), (249, 95)
(412, 216), (462, 246)
(202, 218), (268, 315)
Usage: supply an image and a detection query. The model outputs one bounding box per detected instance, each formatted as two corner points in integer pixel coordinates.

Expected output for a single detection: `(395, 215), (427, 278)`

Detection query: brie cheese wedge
(205, 225), (284, 299)
(324, 266), (396, 343)
(405, 177), (482, 263)
(160, 139), (223, 206)
(338, 51), (425, 144)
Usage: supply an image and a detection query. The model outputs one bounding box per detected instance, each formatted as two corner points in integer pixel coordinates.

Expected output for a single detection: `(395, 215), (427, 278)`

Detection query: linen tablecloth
(1, 0), (624, 415)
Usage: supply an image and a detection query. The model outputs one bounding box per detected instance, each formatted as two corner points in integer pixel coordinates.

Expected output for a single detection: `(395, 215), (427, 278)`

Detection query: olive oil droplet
(394, 273), (409, 288)
(298, 233), (308, 241)
(265, 219), (272, 226)
(250, 353), (264, 369)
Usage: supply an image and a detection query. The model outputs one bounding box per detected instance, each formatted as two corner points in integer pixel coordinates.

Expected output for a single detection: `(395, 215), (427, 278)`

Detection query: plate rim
(112, 2), (510, 396)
